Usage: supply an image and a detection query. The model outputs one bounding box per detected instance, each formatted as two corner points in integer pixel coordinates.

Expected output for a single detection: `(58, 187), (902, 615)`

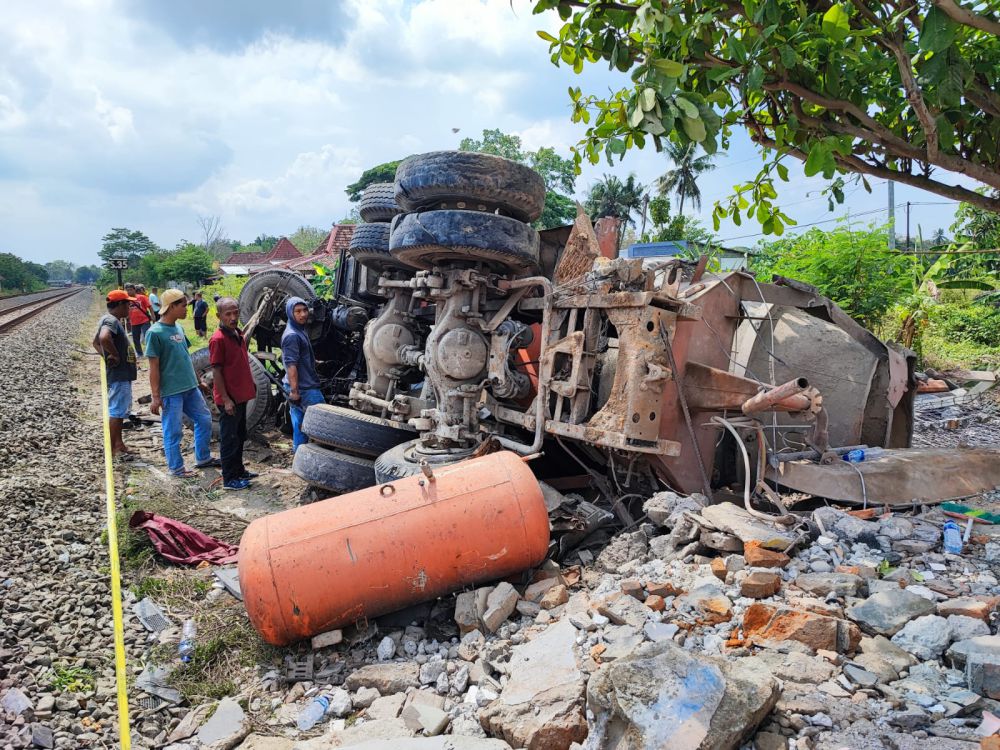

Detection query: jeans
(288, 387), (325, 453)
(219, 401), (247, 482)
(107, 380), (133, 419)
(161, 387), (213, 475)
(131, 322), (149, 356)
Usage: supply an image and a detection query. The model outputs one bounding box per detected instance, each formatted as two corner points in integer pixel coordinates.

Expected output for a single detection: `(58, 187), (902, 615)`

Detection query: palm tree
(656, 143), (715, 218)
(585, 173), (648, 251)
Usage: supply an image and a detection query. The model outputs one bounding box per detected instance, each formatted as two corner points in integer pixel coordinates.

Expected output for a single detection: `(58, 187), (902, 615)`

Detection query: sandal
(172, 469), (199, 479)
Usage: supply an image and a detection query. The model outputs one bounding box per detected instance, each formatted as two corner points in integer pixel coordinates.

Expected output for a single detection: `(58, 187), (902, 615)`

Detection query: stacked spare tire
(293, 151), (546, 494)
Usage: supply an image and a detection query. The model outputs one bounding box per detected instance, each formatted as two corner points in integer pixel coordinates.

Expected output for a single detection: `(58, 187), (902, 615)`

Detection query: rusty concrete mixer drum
(239, 450), (550, 646)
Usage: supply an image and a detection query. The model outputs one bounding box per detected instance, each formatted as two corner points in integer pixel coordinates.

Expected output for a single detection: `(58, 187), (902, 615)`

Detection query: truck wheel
(237, 269), (320, 343)
(302, 404), (414, 458)
(292, 443), (376, 494)
(189, 349), (273, 432)
(358, 182), (403, 223)
(394, 151), (545, 223)
(389, 210), (540, 274)
(349, 222), (416, 273)
(373, 439), (473, 484)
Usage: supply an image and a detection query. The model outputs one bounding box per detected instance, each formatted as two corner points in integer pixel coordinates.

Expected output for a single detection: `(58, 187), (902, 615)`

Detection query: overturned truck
(240, 151), (1000, 645)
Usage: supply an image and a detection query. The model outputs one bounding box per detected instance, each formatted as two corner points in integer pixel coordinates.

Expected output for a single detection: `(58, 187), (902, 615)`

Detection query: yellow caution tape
(99, 361), (132, 750)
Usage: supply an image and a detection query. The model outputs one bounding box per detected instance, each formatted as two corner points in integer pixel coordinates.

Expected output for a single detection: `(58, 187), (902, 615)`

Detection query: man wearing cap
(125, 283), (153, 356)
(92, 290), (138, 458)
(145, 289), (219, 478)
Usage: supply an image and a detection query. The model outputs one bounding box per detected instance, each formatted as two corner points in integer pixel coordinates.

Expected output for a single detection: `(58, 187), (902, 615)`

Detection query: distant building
(219, 237), (302, 275)
(622, 240), (756, 271)
(271, 224), (357, 277)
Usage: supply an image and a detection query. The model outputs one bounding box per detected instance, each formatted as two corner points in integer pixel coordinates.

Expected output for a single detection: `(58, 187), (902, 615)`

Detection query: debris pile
(106, 482), (1000, 750)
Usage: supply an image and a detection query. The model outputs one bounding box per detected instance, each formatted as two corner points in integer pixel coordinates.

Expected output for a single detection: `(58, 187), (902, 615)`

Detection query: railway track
(0, 287), (89, 334)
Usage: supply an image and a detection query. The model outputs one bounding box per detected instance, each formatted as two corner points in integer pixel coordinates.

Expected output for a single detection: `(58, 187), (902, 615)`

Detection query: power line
(718, 205), (893, 243)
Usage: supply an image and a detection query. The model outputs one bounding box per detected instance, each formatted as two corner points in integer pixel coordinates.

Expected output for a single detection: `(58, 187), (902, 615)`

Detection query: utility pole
(887, 182), (896, 250)
(905, 202), (911, 252)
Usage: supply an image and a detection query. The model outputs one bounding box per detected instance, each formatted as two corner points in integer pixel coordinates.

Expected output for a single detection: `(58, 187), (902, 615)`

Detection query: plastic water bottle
(943, 520), (963, 555)
(297, 695), (329, 731)
(178, 619), (196, 663)
(843, 449), (866, 463)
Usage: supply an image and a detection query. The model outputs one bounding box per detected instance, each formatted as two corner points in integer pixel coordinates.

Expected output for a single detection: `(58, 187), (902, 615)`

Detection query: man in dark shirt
(92, 290), (138, 458)
(281, 297), (324, 452)
(208, 297), (258, 490)
(192, 291), (209, 337)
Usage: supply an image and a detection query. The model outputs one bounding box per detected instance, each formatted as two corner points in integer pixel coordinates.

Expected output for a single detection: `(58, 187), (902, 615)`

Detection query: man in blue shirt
(281, 297), (324, 452)
(192, 291), (209, 337)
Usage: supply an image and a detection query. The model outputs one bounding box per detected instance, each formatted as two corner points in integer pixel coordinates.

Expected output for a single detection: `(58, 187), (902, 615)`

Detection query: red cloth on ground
(129, 511), (238, 565)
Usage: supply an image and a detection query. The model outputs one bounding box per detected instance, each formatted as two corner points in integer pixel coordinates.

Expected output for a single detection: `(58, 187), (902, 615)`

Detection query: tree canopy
(459, 128), (579, 228)
(657, 143), (716, 216)
(533, 0), (1000, 236)
(585, 173), (647, 249)
(100, 227), (161, 264)
(0, 253), (47, 292)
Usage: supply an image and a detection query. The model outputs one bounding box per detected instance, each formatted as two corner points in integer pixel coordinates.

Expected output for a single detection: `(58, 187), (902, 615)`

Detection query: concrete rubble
(94, 482), (999, 750)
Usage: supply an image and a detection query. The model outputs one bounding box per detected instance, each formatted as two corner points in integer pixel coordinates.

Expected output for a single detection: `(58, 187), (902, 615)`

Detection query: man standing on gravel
(282, 297), (323, 452)
(209, 297), (257, 491)
(92, 290), (137, 458)
(146, 289), (219, 478)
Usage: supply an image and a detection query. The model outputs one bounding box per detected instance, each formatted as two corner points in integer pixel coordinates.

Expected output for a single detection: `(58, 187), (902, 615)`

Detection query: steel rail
(0, 288), (87, 334)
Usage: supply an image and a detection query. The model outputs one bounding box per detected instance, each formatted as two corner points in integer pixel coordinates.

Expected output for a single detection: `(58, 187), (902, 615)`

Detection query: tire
(348, 223), (416, 273)
(189, 348), (272, 432)
(389, 210), (540, 273)
(394, 151), (545, 223)
(237, 270), (321, 343)
(373, 439), (473, 484)
(292, 443), (376, 494)
(302, 404), (414, 458)
(358, 182), (403, 223)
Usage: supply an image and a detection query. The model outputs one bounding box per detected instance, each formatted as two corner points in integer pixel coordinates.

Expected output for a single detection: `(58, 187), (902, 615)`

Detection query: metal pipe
(742, 377), (810, 414)
(494, 276), (552, 455)
(767, 444), (868, 468)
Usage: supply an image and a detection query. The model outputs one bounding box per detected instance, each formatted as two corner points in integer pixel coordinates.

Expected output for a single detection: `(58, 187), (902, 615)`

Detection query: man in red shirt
(208, 297), (258, 490)
(125, 283), (153, 356)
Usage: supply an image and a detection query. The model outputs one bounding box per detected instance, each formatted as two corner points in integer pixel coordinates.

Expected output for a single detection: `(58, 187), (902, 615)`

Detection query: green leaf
(536, 30), (558, 43)
(675, 96), (699, 119)
(728, 35), (747, 64)
(747, 64), (765, 91)
(920, 7), (958, 53)
(822, 4), (851, 43)
(641, 87), (657, 111)
(642, 114), (667, 135)
(775, 162), (789, 181)
(803, 143), (828, 176)
(608, 137), (627, 155)
(682, 115), (707, 141)
(629, 105), (645, 128)
(779, 45), (797, 68)
(652, 59), (684, 77)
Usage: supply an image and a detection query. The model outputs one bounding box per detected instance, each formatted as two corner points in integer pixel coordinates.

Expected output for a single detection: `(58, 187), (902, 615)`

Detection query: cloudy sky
(0, 0), (971, 266)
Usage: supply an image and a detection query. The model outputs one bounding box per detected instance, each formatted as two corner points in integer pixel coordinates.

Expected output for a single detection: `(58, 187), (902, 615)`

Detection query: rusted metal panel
(767, 447), (1000, 505)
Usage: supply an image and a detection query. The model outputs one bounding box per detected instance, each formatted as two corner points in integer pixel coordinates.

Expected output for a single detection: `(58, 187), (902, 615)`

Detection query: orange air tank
(239, 450), (549, 645)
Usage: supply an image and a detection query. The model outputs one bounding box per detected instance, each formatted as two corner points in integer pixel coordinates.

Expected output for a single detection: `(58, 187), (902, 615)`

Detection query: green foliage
(45, 260), (75, 282)
(931, 302), (1000, 348)
(345, 160), (403, 202)
(74, 265), (101, 284)
(288, 226), (327, 255)
(459, 128), (578, 229)
(751, 224), (909, 329)
(532, 0), (1000, 233)
(0, 252), (47, 293)
(585, 173), (647, 249)
(49, 665), (95, 693)
(160, 244), (215, 285)
(310, 261), (342, 300)
(100, 227), (161, 264)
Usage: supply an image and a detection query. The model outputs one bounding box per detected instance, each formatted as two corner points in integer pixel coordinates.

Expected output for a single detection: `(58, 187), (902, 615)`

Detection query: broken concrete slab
(793, 572), (865, 598)
(740, 571), (781, 599)
(401, 703), (450, 736)
(594, 592), (652, 628)
(311, 629), (344, 650)
(845, 588), (936, 636)
(890, 615), (952, 660)
(481, 582), (519, 634)
(937, 597), (994, 622)
(742, 603), (860, 653)
(479, 620), (587, 750)
(947, 614), (990, 641)
(587, 641), (779, 750)
(673, 583), (733, 624)
(698, 504), (798, 550)
(366, 693), (406, 721)
(197, 697), (248, 749)
(946, 635), (1000, 671)
(345, 663), (420, 694)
